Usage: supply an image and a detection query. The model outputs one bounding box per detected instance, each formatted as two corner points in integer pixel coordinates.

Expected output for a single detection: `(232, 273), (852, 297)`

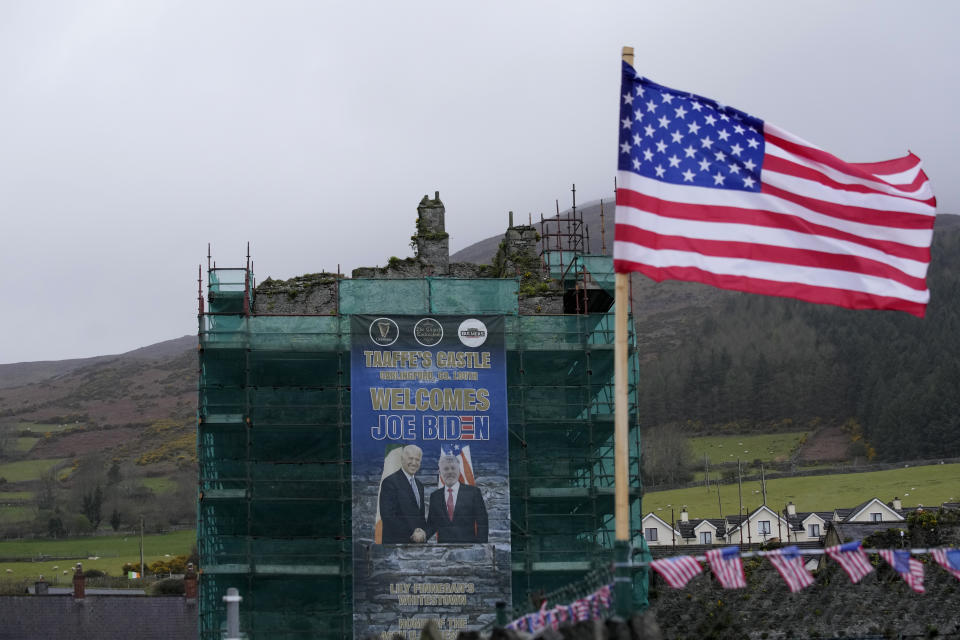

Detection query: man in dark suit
(379, 445), (427, 544)
(426, 453), (488, 543)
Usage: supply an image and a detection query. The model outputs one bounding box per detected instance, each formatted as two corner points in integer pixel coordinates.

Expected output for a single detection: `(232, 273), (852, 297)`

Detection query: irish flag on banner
(374, 444), (405, 544)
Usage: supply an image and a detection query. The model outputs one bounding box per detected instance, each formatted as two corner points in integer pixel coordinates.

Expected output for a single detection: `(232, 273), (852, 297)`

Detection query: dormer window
(871, 512), (882, 522)
(699, 531), (712, 544)
(808, 524), (820, 537)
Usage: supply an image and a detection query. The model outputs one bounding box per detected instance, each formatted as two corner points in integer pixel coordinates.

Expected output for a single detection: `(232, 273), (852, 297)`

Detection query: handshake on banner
(410, 528), (427, 543)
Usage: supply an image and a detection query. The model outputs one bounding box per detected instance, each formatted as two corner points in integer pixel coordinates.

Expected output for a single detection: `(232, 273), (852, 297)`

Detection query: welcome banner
(351, 315), (511, 640)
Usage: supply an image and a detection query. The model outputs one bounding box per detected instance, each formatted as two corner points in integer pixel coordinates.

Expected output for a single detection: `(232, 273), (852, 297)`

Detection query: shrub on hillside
(147, 577), (184, 596)
(0, 581), (30, 596)
(71, 514), (93, 535)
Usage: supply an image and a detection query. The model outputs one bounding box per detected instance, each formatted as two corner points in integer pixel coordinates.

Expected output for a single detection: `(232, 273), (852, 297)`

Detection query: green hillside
(635, 217), (960, 461)
(643, 462), (960, 517)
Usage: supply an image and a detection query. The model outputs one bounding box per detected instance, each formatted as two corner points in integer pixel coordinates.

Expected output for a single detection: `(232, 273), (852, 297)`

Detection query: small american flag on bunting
(825, 541), (875, 583)
(650, 555), (704, 589)
(706, 546), (747, 589)
(879, 549), (925, 593)
(932, 548), (960, 582)
(766, 545), (815, 593)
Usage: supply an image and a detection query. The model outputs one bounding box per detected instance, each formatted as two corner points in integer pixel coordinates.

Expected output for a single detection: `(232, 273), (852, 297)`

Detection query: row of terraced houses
(642, 497), (959, 552)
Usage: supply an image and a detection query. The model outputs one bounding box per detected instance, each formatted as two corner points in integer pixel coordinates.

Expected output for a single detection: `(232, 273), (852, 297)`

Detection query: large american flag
(878, 549), (925, 593)
(650, 555), (704, 589)
(825, 541), (874, 583)
(706, 546), (747, 589)
(766, 545), (815, 593)
(615, 62), (936, 317)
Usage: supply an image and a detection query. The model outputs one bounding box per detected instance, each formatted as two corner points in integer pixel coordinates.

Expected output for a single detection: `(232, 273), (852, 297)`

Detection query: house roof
(677, 518), (725, 539)
(785, 511), (832, 532)
(829, 520), (904, 542)
(641, 512), (681, 535)
(844, 498), (904, 523)
(0, 595), (196, 639)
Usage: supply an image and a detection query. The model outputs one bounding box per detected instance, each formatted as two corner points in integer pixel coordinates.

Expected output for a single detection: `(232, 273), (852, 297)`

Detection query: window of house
(871, 512), (882, 522)
(808, 524), (820, 537)
(758, 520), (771, 535)
(645, 528), (658, 542)
(699, 531), (712, 544)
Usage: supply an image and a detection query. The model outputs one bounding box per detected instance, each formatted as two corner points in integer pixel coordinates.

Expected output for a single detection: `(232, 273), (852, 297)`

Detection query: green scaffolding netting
(198, 269), (648, 639)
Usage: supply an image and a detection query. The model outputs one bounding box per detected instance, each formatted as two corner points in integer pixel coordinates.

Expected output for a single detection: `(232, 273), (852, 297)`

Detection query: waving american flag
(615, 62), (936, 316)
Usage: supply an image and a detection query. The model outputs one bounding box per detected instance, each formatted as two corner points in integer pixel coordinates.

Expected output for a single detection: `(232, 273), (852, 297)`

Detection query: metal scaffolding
(197, 244), (646, 639)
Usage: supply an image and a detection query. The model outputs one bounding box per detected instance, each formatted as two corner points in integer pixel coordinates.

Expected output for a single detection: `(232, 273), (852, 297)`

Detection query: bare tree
(641, 423), (694, 488)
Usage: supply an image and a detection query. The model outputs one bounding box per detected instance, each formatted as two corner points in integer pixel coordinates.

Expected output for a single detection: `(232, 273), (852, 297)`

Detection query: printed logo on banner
(414, 318), (444, 346)
(457, 318), (488, 347)
(369, 317), (400, 347)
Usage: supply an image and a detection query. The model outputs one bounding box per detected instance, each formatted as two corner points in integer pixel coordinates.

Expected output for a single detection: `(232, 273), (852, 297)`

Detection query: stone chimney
(680, 507), (689, 523)
(414, 191), (449, 275)
(786, 502), (796, 516)
(184, 562), (198, 601)
(892, 497), (902, 511)
(72, 563), (85, 600)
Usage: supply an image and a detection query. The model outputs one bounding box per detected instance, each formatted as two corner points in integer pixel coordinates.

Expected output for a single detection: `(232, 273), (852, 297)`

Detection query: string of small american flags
(504, 583), (613, 634)
(643, 543), (960, 595)
(504, 543), (960, 631)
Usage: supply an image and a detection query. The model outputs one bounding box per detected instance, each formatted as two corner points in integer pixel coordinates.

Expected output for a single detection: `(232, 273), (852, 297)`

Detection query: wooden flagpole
(612, 46), (635, 618)
(614, 46), (634, 544)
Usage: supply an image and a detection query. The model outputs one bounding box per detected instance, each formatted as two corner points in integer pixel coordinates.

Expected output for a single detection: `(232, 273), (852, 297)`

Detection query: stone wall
(254, 273), (339, 314)
(415, 192), (450, 276)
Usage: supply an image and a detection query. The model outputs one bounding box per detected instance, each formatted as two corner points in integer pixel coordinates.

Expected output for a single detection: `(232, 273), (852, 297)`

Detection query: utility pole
(704, 453), (710, 493)
(139, 515), (145, 580)
(761, 463), (767, 506)
(784, 504), (791, 543)
(737, 459), (744, 546)
(717, 475), (723, 520)
(671, 508), (676, 551)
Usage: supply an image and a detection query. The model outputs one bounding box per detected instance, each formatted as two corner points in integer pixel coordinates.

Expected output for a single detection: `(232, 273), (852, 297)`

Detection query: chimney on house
(680, 507), (689, 522)
(184, 562), (198, 601)
(35, 576), (49, 595)
(73, 563), (85, 600)
(786, 502), (796, 516)
(892, 497), (902, 511)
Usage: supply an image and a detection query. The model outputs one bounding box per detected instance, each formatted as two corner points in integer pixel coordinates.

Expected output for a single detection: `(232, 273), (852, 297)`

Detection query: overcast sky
(1, 1), (957, 364)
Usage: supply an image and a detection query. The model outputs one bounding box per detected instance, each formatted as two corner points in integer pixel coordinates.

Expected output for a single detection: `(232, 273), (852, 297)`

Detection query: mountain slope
(455, 210), (960, 459)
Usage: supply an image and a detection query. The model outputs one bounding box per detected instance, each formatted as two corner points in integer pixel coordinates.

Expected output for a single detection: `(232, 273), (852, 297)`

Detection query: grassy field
(0, 507), (34, 523)
(141, 477), (177, 494)
(643, 462), (960, 519)
(15, 422), (68, 434)
(13, 437), (39, 453)
(0, 491), (33, 501)
(687, 432), (807, 465)
(0, 529), (195, 581)
(0, 458), (66, 483)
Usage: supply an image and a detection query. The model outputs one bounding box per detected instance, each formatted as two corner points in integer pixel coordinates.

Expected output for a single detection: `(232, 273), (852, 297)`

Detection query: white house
(640, 512), (681, 546)
(723, 505), (791, 545)
(643, 496), (934, 551)
(838, 497), (905, 524)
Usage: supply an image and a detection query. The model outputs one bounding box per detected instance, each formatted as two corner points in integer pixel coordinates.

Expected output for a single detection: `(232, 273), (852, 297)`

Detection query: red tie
(446, 488), (455, 521)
